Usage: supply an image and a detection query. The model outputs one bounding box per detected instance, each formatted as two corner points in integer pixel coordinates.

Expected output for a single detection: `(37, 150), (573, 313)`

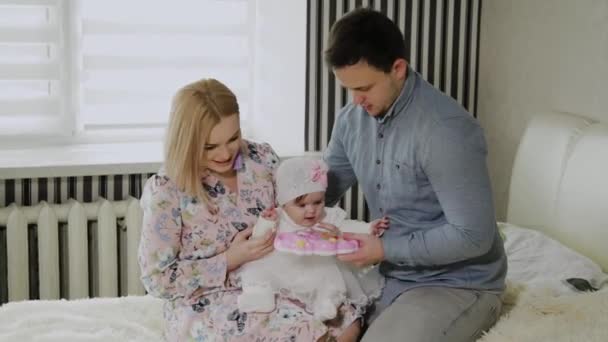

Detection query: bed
(1, 110), (607, 341)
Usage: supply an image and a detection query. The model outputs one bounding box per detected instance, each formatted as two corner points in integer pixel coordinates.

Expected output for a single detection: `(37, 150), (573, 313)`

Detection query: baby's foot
(313, 299), (338, 321)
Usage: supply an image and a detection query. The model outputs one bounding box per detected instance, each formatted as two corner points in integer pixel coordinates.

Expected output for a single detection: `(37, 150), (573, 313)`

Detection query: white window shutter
(0, 0), (65, 136)
(79, 0), (252, 133)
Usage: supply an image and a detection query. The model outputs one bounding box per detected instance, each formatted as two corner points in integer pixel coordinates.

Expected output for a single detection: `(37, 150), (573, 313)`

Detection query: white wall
(477, 0), (608, 220)
(250, 0), (307, 156)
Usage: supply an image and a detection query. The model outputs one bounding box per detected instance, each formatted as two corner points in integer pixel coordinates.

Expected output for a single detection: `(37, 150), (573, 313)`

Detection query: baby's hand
(261, 207), (278, 221)
(315, 222), (342, 237)
(370, 217), (389, 237)
(252, 209), (278, 239)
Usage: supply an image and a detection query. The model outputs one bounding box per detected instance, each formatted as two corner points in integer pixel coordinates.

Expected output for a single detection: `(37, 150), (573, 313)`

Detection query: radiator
(0, 198), (145, 302)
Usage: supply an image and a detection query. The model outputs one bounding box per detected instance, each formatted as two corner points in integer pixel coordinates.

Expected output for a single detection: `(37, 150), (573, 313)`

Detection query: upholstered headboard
(506, 111), (608, 271)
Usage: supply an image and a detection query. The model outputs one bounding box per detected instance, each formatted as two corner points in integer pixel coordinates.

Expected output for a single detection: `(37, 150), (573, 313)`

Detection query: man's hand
(337, 232), (384, 267)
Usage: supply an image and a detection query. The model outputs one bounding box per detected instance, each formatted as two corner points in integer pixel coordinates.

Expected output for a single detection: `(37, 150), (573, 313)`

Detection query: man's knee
(361, 287), (502, 342)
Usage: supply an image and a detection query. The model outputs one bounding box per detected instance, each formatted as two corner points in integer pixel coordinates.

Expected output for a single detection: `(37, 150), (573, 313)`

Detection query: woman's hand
(225, 227), (276, 271)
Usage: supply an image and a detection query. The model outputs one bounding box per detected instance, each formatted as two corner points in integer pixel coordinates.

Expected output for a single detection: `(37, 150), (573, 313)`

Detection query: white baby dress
(237, 206), (385, 321)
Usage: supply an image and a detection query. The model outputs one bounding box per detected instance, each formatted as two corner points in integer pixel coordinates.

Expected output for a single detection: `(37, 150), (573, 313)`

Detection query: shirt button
(378, 133), (384, 138)
(380, 208), (384, 213)
(376, 184), (381, 190)
(396, 164), (400, 169)
(376, 159), (381, 165)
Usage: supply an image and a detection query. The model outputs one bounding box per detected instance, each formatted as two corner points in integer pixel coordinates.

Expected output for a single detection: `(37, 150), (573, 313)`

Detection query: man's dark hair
(324, 8), (406, 73)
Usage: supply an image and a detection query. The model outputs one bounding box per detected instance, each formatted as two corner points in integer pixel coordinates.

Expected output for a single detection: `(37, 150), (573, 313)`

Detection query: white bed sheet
(500, 222), (608, 294)
(2, 223), (607, 341)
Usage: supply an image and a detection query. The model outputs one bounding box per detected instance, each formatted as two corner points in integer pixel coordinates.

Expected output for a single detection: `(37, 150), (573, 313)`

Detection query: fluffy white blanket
(479, 283), (608, 342)
(1, 285), (606, 341)
(0, 296), (164, 341)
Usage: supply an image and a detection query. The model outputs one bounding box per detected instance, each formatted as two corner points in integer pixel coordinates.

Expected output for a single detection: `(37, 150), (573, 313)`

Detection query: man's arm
(323, 115), (357, 207)
(383, 117), (498, 267)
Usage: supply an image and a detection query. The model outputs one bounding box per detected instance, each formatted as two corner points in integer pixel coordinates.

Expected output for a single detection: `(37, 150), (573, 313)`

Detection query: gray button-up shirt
(323, 67), (507, 304)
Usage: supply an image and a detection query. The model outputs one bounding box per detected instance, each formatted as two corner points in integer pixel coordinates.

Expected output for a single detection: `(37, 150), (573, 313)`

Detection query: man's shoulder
(410, 83), (485, 149)
(413, 78), (472, 124)
(333, 103), (370, 135)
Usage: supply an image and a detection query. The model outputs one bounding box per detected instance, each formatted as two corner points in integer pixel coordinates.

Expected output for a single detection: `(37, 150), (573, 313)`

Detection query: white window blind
(79, 0), (252, 132)
(0, 0), (253, 141)
(0, 0), (64, 136)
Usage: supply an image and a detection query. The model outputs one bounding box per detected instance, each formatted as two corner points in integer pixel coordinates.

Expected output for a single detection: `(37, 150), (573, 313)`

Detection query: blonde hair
(164, 78), (239, 203)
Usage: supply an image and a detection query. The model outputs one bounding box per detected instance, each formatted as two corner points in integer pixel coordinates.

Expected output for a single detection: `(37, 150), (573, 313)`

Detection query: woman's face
(204, 114), (242, 176)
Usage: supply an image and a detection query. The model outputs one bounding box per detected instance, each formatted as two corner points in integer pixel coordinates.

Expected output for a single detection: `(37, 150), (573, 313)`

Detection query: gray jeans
(362, 287), (502, 342)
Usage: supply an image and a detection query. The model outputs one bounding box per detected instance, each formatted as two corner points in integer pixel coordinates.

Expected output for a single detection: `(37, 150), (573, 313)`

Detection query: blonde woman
(138, 78), (361, 341)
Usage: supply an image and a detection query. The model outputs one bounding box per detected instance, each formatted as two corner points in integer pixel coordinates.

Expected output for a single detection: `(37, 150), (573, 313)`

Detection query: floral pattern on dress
(138, 140), (359, 341)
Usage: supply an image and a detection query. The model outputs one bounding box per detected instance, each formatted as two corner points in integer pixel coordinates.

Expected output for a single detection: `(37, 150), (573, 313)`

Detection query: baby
(237, 157), (387, 321)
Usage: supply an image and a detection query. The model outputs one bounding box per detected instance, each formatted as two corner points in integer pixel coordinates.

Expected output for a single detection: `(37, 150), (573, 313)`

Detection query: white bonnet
(276, 157), (328, 205)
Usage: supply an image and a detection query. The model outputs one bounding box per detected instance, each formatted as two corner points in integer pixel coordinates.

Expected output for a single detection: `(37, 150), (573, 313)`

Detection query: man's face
(334, 59), (407, 117)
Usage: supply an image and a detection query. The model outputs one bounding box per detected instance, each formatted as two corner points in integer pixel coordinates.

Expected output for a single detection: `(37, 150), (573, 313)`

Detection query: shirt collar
(376, 65), (417, 124)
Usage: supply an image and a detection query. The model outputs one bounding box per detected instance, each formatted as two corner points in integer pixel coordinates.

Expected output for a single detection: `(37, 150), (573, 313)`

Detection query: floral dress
(138, 140), (359, 342)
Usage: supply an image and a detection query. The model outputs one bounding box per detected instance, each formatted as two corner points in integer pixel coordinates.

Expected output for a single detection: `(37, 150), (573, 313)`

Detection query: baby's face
(283, 191), (326, 227)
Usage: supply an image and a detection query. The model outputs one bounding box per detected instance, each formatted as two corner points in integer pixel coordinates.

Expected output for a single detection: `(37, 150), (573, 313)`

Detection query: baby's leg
(312, 288), (342, 321)
(238, 282), (276, 313)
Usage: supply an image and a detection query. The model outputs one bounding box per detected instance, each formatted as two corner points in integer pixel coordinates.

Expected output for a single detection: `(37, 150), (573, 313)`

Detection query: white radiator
(0, 198), (145, 302)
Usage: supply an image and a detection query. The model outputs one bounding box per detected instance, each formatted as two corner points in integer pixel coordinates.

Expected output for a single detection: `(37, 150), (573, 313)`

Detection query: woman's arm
(138, 175), (228, 301)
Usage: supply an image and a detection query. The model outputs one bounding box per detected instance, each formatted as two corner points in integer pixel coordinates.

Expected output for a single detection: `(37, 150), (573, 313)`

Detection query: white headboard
(507, 111), (608, 271)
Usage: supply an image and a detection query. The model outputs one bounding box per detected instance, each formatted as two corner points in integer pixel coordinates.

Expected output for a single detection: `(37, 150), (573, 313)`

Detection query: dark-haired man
(322, 8), (507, 342)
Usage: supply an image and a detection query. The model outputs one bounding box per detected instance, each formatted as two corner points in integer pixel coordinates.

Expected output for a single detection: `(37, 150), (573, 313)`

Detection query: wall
(306, 0), (483, 221)
(306, 0), (483, 151)
(251, 0), (307, 156)
(477, 0), (608, 220)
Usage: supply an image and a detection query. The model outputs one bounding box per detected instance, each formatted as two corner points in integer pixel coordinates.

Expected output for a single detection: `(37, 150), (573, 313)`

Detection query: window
(0, 0), (253, 142)
(0, 0), (307, 159)
(0, 0), (65, 137)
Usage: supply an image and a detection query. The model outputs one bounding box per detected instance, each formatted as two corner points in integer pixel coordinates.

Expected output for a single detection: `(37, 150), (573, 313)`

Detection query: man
(322, 8), (507, 342)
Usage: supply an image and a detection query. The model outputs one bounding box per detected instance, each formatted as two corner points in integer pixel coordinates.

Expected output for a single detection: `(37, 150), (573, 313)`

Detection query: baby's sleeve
(252, 215), (276, 238)
(324, 206), (371, 234)
(339, 219), (372, 234)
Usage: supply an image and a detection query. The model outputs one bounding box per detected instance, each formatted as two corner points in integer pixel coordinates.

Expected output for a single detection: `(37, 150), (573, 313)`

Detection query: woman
(138, 78), (361, 341)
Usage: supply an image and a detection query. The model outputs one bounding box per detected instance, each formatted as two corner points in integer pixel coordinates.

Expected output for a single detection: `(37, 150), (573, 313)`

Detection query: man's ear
(392, 58), (408, 80)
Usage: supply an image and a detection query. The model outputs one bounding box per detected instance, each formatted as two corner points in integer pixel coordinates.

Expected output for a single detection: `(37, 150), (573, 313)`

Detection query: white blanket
(0, 296), (164, 342)
(2, 286), (607, 342)
(2, 225), (607, 341)
(479, 283), (608, 342)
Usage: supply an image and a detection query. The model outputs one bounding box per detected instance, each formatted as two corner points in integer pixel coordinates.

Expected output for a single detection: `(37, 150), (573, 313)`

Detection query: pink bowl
(274, 228), (359, 256)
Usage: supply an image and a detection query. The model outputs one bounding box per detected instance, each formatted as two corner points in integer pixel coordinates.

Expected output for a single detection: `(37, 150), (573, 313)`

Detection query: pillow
(499, 222), (608, 294)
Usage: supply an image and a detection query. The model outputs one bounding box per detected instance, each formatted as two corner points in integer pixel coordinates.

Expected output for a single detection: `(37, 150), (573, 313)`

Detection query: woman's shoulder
(141, 167), (182, 207)
(242, 139), (280, 169)
(145, 167), (175, 189)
